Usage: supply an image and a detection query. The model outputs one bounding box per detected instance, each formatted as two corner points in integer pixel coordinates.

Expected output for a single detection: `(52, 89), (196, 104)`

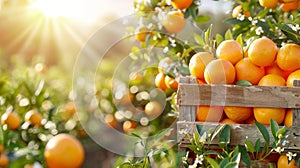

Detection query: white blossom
(274, 146), (284, 153)
(286, 152), (297, 161)
(255, 27), (264, 35)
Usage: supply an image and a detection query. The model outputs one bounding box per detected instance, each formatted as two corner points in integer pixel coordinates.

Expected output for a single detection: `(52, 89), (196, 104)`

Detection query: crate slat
(177, 83), (300, 108)
(178, 121), (300, 151)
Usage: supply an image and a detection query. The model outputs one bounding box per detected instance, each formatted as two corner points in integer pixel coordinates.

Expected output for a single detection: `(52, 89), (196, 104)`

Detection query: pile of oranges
(187, 37), (300, 126)
(259, 0), (300, 11)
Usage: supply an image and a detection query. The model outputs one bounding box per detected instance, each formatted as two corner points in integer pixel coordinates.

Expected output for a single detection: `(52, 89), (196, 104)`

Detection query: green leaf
(245, 140), (255, 153)
(194, 15), (211, 24)
(235, 80), (252, 86)
(225, 29), (233, 40)
(194, 33), (205, 46)
(205, 156), (220, 168)
(224, 162), (239, 168)
(238, 145), (251, 166)
(131, 132), (142, 139)
(255, 138), (261, 153)
(219, 124), (230, 145)
(211, 124), (226, 141)
(0, 125), (4, 145)
(276, 127), (287, 139)
(295, 154), (300, 166)
(205, 25), (212, 45)
(276, 24), (300, 45)
(215, 33), (224, 46)
(270, 119), (279, 140)
(196, 124), (206, 136)
(236, 34), (244, 47)
(255, 120), (270, 146)
(220, 158), (229, 168)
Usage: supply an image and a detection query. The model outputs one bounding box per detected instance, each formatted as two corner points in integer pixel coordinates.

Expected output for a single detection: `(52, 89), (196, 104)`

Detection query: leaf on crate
(235, 80), (252, 86)
(255, 121), (270, 147)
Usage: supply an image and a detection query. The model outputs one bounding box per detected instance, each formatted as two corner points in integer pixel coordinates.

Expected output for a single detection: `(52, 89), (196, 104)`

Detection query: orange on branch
(24, 110), (43, 127)
(232, 5), (251, 18)
(189, 52), (215, 80)
(144, 101), (163, 118)
(155, 72), (167, 90)
(161, 11), (186, 34)
(280, 1), (299, 11)
(204, 59), (236, 84)
(171, 0), (193, 10)
(259, 0), (278, 8)
(216, 40), (243, 65)
(44, 134), (84, 168)
(0, 153), (9, 168)
(164, 75), (178, 89)
(248, 37), (278, 67)
(1, 112), (21, 130)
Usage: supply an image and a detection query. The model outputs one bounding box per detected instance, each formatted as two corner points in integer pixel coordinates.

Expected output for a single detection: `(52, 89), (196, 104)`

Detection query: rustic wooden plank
(178, 106), (196, 122)
(177, 121), (300, 150)
(177, 84), (300, 108)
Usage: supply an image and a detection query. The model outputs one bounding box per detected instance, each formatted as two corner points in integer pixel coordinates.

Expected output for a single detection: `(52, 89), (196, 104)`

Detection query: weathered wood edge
(177, 121), (300, 151)
(177, 83), (300, 108)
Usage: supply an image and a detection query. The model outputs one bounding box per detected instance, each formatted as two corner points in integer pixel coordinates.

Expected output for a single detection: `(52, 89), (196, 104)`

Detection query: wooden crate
(177, 77), (300, 167)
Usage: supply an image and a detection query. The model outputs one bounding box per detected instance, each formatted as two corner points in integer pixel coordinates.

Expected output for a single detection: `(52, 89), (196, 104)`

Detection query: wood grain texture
(177, 84), (300, 108)
(177, 121), (300, 151)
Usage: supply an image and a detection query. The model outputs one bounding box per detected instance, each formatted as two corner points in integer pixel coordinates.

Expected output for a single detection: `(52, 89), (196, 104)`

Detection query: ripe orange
(277, 154), (299, 168)
(24, 110), (43, 126)
(144, 101), (163, 118)
(204, 59), (236, 84)
(196, 106), (224, 122)
(277, 43), (300, 72)
(0, 153), (9, 167)
(286, 69), (300, 86)
(235, 58), (265, 85)
(0, 144), (4, 153)
(135, 26), (149, 42)
(1, 112), (21, 130)
(265, 61), (291, 79)
(245, 115), (256, 125)
(105, 114), (118, 129)
(258, 74), (286, 86)
(232, 5), (251, 18)
(248, 37), (278, 67)
(220, 118), (239, 124)
(164, 75), (178, 89)
(161, 11), (186, 34)
(216, 40), (243, 65)
(259, 0), (278, 8)
(224, 106), (253, 122)
(155, 72), (167, 90)
(171, 0), (193, 10)
(129, 72), (143, 85)
(123, 120), (137, 133)
(254, 107), (286, 125)
(284, 109), (293, 127)
(280, 1), (299, 11)
(189, 52), (215, 80)
(44, 134), (84, 168)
